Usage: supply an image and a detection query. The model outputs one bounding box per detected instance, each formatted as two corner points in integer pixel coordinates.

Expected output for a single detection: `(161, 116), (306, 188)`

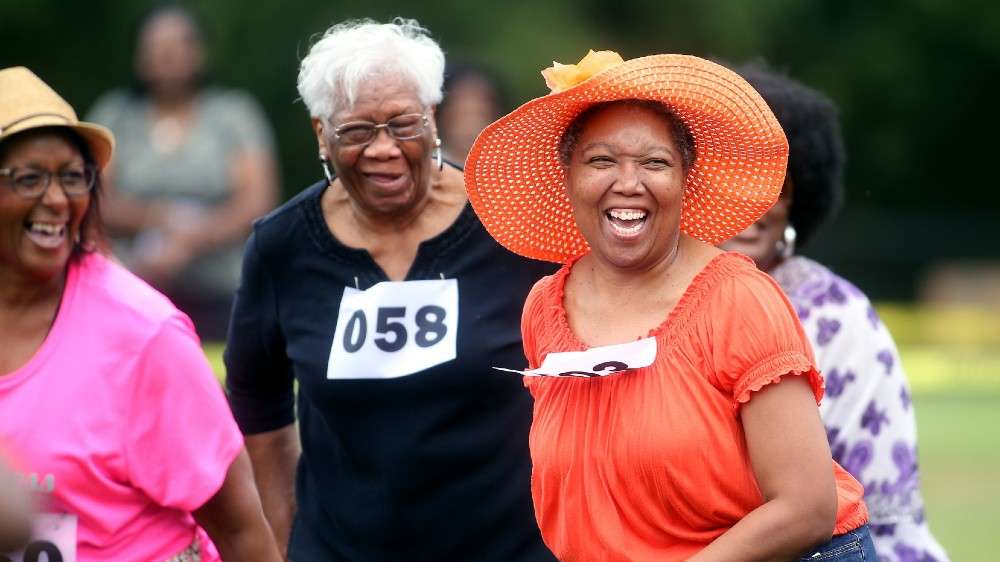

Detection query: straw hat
(0, 66), (114, 169)
(465, 51), (788, 263)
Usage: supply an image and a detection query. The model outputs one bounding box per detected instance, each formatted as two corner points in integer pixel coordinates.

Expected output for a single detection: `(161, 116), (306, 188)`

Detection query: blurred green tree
(2, 0), (996, 297)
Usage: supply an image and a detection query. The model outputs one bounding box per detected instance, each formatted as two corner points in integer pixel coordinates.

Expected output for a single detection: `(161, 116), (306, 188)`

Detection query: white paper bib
(327, 279), (459, 379)
(496, 337), (657, 378)
(2, 513), (77, 562)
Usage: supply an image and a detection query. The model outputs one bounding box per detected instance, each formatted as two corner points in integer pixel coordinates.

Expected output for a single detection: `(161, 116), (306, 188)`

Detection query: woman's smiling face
(0, 130), (92, 283)
(314, 74), (437, 219)
(564, 102), (688, 272)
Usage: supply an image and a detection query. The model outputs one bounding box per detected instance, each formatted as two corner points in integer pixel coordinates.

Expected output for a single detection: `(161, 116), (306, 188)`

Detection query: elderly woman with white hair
(224, 18), (556, 561)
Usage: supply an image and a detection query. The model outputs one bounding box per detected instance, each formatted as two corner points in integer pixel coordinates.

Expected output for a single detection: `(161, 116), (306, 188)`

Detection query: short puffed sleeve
(702, 264), (824, 410)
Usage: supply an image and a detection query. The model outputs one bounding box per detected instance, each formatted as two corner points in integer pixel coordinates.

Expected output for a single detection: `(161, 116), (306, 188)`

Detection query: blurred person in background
(0, 67), (281, 562)
(224, 18), (555, 561)
(87, 3), (279, 340)
(437, 61), (506, 165)
(721, 61), (950, 562)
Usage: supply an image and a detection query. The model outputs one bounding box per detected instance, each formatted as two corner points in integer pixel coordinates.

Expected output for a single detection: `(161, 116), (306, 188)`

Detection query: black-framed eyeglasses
(0, 165), (98, 199)
(332, 113), (429, 147)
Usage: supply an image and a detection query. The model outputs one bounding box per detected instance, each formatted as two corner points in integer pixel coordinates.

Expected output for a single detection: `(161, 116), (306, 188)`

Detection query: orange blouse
(521, 253), (868, 561)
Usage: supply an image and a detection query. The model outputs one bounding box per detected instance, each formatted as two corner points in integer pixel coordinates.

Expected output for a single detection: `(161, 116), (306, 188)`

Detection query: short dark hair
(735, 61), (845, 249)
(558, 99), (696, 171)
(0, 127), (105, 262)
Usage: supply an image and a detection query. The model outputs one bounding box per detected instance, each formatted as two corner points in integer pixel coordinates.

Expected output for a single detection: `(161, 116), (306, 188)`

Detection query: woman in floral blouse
(722, 62), (950, 562)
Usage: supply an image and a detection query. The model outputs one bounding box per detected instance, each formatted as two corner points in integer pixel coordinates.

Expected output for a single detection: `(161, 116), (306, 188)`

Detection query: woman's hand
(132, 228), (198, 286)
(105, 146), (278, 283)
(689, 375), (837, 562)
(193, 448), (284, 562)
(244, 424), (300, 560)
(0, 461), (33, 553)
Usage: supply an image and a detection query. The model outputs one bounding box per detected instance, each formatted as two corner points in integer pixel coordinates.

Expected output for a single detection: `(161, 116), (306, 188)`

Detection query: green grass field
(879, 306), (1000, 560)
(203, 333), (1000, 561)
(915, 390), (1000, 562)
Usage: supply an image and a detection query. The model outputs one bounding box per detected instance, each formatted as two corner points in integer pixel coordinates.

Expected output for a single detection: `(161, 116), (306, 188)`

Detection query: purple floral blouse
(772, 256), (949, 562)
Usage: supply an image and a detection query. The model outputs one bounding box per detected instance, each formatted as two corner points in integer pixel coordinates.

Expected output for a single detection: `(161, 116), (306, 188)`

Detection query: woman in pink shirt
(0, 67), (281, 561)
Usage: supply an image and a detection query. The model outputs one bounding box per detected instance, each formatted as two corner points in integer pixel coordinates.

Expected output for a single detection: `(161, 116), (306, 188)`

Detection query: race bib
(496, 337), (657, 378)
(327, 279), (459, 379)
(2, 513), (77, 562)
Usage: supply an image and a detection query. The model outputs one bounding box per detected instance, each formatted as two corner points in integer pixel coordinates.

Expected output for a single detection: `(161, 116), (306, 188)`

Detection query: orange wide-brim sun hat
(464, 50), (789, 263)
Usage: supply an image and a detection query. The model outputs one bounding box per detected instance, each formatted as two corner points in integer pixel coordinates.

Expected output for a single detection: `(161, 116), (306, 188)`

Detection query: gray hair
(297, 18), (446, 120)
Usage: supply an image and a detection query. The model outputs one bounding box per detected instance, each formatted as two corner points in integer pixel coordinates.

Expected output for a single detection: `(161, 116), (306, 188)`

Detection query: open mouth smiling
(24, 220), (67, 249)
(605, 208), (648, 237)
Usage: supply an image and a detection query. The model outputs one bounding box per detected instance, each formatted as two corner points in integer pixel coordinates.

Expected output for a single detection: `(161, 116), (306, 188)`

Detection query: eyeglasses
(332, 113), (429, 147)
(0, 165), (98, 199)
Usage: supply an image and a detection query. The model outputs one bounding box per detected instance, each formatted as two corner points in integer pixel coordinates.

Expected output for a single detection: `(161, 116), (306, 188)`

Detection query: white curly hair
(297, 17), (446, 120)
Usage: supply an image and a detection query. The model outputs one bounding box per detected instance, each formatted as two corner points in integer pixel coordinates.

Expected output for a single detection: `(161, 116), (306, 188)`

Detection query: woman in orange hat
(0, 67), (281, 561)
(466, 51), (877, 561)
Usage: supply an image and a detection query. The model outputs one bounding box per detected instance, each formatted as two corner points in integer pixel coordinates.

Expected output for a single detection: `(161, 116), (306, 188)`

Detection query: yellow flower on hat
(541, 50), (625, 93)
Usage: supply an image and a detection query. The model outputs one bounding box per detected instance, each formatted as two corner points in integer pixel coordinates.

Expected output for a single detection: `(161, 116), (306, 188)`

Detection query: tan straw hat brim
(0, 117), (115, 171)
(465, 54), (789, 263)
(0, 67), (115, 170)
(65, 122), (114, 170)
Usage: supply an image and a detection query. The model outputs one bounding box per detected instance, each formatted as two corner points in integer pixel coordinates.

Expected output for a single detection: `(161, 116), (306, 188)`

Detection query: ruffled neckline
(548, 251), (755, 351)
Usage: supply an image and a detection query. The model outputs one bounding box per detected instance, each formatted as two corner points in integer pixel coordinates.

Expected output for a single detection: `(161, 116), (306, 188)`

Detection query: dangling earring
(781, 225), (797, 259)
(434, 137), (443, 171)
(320, 156), (334, 183)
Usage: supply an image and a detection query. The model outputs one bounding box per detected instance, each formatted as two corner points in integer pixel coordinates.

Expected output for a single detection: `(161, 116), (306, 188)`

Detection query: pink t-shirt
(0, 253), (243, 561)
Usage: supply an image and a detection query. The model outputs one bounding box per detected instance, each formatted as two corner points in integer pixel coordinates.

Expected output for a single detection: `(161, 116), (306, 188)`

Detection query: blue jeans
(798, 524), (878, 561)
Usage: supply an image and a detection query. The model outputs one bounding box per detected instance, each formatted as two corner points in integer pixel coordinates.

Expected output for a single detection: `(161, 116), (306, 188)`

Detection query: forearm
(694, 376), (837, 561)
(246, 425), (300, 556)
(102, 194), (159, 236)
(209, 524), (283, 562)
(193, 150), (278, 252)
(688, 498), (832, 562)
(818, 325), (924, 526)
(192, 202), (267, 251)
(193, 449), (282, 562)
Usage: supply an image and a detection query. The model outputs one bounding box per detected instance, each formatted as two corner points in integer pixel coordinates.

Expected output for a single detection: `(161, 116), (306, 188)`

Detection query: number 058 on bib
(327, 279), (459, 380)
